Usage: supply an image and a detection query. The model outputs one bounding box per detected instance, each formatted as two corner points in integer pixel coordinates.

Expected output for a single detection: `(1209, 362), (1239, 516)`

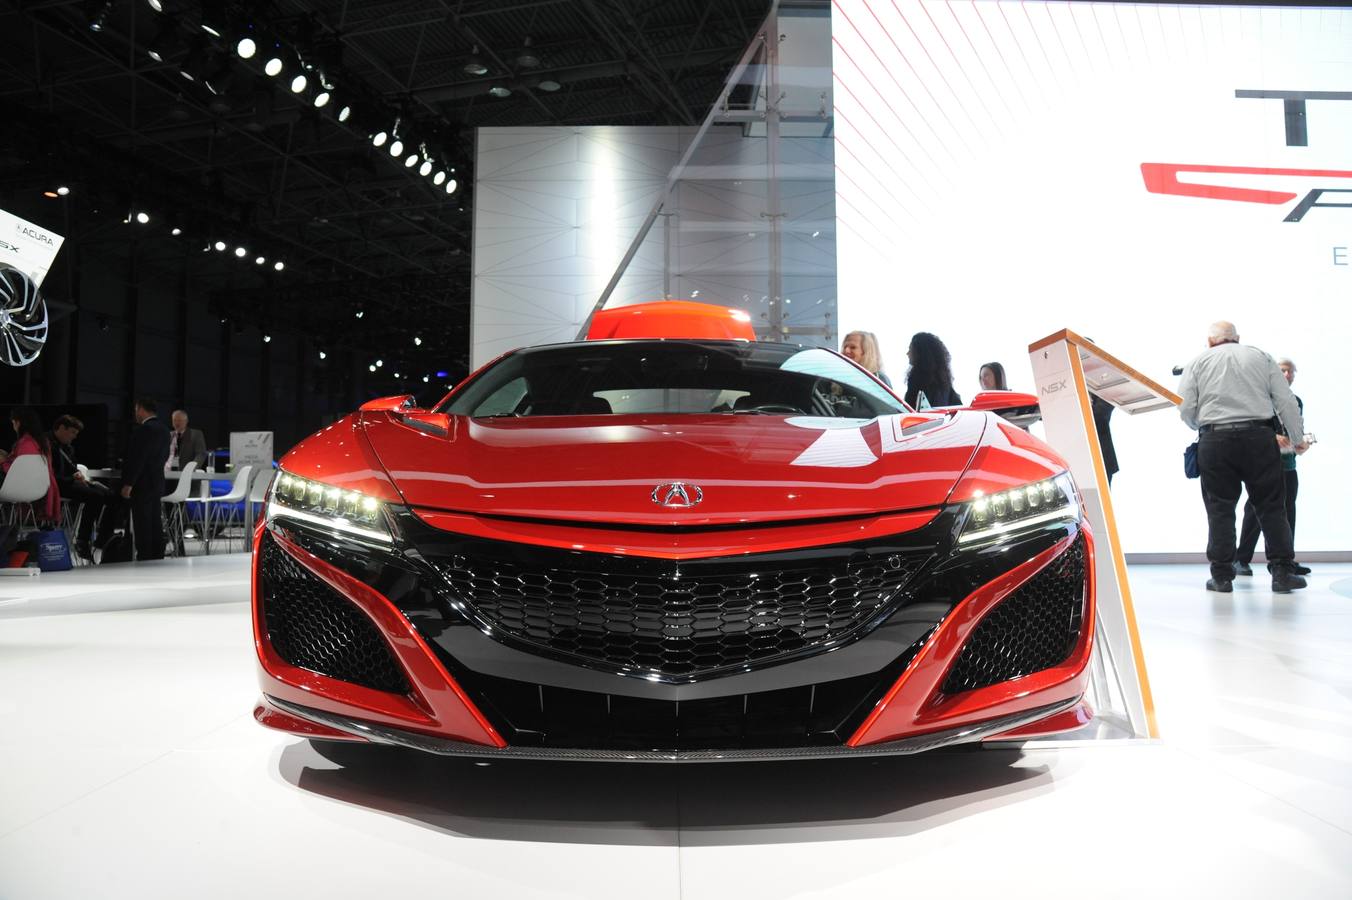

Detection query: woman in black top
(904, 332), (962, 409)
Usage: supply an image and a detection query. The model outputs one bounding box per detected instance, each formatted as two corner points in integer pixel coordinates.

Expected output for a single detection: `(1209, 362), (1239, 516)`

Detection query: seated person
(1, 407), (61, 526)
(49, 415), (114, 561)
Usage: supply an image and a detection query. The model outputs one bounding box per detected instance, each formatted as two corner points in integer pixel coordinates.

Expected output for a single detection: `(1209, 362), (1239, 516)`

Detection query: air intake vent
(259, 531), (409, 694)
(941, 534), (1086, 694)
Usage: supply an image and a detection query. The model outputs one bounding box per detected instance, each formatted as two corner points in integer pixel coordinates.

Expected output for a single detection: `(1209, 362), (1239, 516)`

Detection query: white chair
(161, 462), (198, 557)
(244, 467), (274, 535)
(200, 465), (253, 554)
(0, 456), (52, 528)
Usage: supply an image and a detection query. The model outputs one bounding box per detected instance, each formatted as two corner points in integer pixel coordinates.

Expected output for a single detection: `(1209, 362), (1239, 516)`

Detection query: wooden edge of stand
(1065, 347), (1161, 740)
(1029, 329), (1182, 408)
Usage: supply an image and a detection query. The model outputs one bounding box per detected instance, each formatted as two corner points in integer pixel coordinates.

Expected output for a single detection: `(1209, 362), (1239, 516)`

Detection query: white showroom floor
(2, 557), (1350, 900)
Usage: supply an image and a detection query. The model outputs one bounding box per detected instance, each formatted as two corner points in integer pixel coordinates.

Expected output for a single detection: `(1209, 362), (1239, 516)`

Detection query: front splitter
(267, 693), (1079, 763)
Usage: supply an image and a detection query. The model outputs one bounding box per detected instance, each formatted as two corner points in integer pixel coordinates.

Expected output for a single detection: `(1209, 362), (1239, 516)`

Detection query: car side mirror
(966, 390), (1042, 427)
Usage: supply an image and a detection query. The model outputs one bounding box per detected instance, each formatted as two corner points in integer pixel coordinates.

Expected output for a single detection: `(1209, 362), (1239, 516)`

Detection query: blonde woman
(840, 331), (892, 388)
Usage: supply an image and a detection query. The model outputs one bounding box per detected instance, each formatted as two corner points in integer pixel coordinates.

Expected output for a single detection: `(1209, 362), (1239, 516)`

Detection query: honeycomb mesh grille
(433, 548), (927, 678)
(942, 534), (1086, 694)
(259, 532), (410, 694)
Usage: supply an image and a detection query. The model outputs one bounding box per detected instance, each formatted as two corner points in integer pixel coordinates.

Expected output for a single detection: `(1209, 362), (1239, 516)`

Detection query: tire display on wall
(0, 264), (47, 367)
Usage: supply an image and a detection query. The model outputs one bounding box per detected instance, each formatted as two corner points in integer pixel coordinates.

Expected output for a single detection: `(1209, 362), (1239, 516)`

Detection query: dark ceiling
(0, 0), (771, 363)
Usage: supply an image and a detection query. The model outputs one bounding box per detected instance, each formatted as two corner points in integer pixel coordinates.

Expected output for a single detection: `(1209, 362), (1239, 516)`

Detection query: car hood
(359, 412), (993, 527)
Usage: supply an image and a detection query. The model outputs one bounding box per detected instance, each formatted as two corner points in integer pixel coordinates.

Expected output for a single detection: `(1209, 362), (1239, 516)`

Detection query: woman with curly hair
(904, 332), (962, 409)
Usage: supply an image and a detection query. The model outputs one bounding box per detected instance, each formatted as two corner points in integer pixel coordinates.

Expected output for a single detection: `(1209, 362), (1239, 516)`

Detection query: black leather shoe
(1233, 562), (1253, 577)
(1206, 578), (1233, 593)
(1271, 570), (1307, 593)
(1292, 563), (1311, 576)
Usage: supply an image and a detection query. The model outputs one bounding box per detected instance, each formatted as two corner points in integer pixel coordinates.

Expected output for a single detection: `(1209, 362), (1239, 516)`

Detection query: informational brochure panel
(0, 207), (65, 286)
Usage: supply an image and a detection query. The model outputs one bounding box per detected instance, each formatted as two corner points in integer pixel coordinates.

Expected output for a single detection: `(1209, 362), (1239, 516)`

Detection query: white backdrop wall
(834, 1), (1351, 554)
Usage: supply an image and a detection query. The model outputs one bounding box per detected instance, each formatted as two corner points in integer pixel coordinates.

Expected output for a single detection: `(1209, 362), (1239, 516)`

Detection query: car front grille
(941, 533), (1087, 694)
(429, 541), (932, 679)
(454, 634), (931, 752)
(259, 531), (410, 694)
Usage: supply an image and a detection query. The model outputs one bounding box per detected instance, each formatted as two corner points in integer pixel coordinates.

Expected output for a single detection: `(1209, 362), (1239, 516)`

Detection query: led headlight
(265, 470), (393, 544)
(958, 472), (1080, 544)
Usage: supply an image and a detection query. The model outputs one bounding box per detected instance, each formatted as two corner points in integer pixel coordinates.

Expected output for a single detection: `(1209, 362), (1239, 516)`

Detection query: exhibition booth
(2, 3), (1350, 899)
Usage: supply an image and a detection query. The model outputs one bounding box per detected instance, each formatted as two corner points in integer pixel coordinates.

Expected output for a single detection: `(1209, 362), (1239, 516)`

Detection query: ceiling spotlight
(536, 79), (562, 93)
(199, 0), (225, 38)
(234, 246), (247, 257)
(368, 364), (376, 372)
(337, 104), (351, 122)
(413, 336), (422, 346)
(273, 260), (285, 271)
(355, 310), (364, 319)
(87, 0), (112, 32)
(318, 350), (327, 360)
(515, 37), (541, 69)
(488, 85), (512, 99)
(236, 37), (257, 59)
(372, 130), (388, 147)
(419, 159), (433, 177)
(389, 139), (404, 157)
(422, 375), (429, 383)
(264, 55), (284, 77)
(290, 73), (308, 93)
(263, 334), (272, 343)
(404, 152), (419, 168)
(433, 170), (447, 186)
(57, 185), (71, 196)
(214, 240), (227, 251)
(463, 46), (488, 76)
(254, 256), (265, 265)
(313, 91), (330, 108)
(147, 0), (164, 12)
(445, 178), (458, 195)
(375, 359), (383, 367)
(171, 227), (183, 236)
(43, 191), (58, 199)
(393, 372), (400, 379)
(136, 211), (151, 224)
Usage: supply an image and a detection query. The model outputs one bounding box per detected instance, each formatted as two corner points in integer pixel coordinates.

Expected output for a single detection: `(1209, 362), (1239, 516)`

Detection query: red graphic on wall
(1141, 163), (1352, 205)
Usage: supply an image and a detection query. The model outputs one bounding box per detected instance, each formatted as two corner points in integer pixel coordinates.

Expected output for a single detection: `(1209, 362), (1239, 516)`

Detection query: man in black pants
(49, 414), (114, 561)
(1234, 357), (1307, 577)
(1178, 322), (1307, 594)
(120, 398), (171, 561)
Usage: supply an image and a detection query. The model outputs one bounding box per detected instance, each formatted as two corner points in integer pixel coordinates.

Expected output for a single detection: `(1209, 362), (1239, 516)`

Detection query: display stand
(1028, 329), (1181, 739)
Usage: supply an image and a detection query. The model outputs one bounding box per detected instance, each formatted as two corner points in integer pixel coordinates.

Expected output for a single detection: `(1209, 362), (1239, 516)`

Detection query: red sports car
(252, 330), (1094, 761)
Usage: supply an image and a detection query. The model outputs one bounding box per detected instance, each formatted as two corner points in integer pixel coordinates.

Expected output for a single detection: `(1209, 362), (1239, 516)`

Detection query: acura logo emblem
(652, 482), (703, 508)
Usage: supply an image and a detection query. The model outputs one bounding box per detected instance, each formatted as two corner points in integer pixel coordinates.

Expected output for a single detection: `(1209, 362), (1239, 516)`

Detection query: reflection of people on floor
(49, 414), (114, 562)
(1235, 357), (1310, 578)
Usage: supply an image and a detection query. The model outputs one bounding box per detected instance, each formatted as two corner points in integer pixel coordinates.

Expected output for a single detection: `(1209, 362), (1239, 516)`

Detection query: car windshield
(443, 341), (908, 418)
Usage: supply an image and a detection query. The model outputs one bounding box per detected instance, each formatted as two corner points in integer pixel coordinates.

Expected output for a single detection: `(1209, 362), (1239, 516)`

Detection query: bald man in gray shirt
(1179, 321), (1307, 594)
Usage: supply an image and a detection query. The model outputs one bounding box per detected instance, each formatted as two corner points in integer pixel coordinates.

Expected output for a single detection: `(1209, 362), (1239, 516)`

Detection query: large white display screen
(834, 1), (1351, 553)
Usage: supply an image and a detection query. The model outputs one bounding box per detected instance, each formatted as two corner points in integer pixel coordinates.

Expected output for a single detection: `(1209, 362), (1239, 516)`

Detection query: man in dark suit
(121, 398), (171, 561)
(169, 409), (208, 469)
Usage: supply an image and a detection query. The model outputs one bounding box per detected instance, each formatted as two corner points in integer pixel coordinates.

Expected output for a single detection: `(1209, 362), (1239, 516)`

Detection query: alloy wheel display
(0, 265), (47, 367)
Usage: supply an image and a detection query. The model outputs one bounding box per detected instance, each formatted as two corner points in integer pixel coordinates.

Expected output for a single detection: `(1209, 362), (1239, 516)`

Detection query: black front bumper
(259, 507), (1083, 756)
